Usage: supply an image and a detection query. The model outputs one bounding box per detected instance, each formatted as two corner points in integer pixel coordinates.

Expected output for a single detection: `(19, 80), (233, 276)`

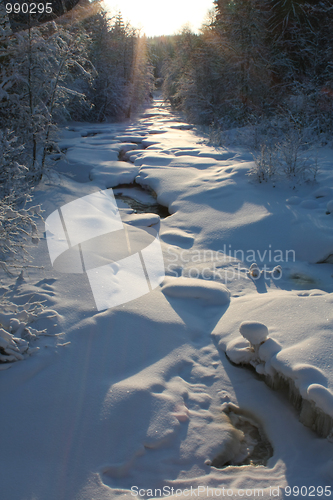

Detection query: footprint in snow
(160, 230), (195, 249)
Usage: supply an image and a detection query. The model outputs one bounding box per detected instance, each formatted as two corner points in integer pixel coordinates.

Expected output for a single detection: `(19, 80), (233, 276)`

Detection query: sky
(104, 0), (215, 37)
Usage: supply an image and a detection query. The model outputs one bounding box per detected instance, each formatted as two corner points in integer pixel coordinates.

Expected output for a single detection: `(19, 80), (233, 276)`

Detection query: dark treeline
(155, 0), (333, 136)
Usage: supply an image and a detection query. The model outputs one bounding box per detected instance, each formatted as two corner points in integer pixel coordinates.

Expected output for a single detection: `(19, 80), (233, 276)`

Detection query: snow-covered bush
(276, 128), (318, 181)
(249, 144), (278, 183)
(208, 124), (225, 148)
(0, 127), (41, 274)
(0, 129), (27, 198)
(0, 123), (42, 275)
(0, 326), (30, 366)
(0, 198), (41, 274)
(0, 296), (55, 369)
(248, 124), (319, 184)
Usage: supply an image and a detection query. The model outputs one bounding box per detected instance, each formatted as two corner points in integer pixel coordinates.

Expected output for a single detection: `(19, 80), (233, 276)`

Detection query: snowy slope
(1, 96), (333, 500)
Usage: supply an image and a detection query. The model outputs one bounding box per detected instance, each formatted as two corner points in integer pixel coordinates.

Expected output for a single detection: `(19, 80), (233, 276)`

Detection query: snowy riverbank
(1, 96), (333, 499)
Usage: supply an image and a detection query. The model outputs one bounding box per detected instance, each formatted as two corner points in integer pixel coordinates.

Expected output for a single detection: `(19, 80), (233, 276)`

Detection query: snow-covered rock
(239, 321), (269, 346)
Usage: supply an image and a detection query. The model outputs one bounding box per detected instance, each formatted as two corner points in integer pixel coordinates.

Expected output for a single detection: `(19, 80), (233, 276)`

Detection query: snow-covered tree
(0, 128), (41, 274)
(77, 6), (152, 122)
(0, 8), (93, 276)
(0, 1), (11, 38)
(212, 0), (272, 122)
(0, 1), (95, 181)
(162, 29), (201, 111)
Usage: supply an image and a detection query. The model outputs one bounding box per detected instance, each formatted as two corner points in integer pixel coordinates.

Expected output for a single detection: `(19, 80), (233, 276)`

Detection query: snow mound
(299, 199), (319, 209)
(326, 200), (333, 213)
(169, 124), (193, 130)
(286, 196), (301, 205)
(313, 187), (333, 198)
(161, 277), (230, 305)
(226, 326), (280, 368)
(239, 321), (269, 346)
(307, 384), (333, 417)
(225, 337), (254, 365)
(134, 151), (174, 167)
(66, 146), (119, 165)
(89, 162), (139, 188)
(116, 135), (145, 143)
(121, 212), (160, 227)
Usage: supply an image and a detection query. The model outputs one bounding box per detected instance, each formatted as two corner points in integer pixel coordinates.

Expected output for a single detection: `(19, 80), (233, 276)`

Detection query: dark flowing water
(112, 183), (171, 218)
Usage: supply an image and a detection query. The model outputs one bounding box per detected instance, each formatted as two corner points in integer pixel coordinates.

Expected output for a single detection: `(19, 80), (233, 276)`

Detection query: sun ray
(104, 0), (215, 36)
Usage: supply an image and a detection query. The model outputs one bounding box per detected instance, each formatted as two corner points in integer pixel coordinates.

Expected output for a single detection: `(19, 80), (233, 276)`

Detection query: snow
(1, 96), (333, 499)
(239, 321), (269, 345)
(161, 277), (230, 305)
(327, 200), (333, 213)
(121, 212), (161, 227)
(89, 161), (139, 188)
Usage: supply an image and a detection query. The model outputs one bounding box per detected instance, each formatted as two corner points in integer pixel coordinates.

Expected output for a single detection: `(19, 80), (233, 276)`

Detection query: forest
(0, 0), (333, 270)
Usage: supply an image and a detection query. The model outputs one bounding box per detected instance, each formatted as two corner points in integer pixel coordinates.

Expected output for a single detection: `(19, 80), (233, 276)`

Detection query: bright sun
(104, 0), (215, 37)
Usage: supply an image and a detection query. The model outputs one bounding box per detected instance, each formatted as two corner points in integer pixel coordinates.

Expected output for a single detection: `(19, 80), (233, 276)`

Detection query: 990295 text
(284, 486), (331, 497)
(6, 2), (53, 14)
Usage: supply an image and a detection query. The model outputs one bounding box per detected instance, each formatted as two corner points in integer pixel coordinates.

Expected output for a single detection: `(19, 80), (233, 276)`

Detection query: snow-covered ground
(1, 96), (333, 499)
